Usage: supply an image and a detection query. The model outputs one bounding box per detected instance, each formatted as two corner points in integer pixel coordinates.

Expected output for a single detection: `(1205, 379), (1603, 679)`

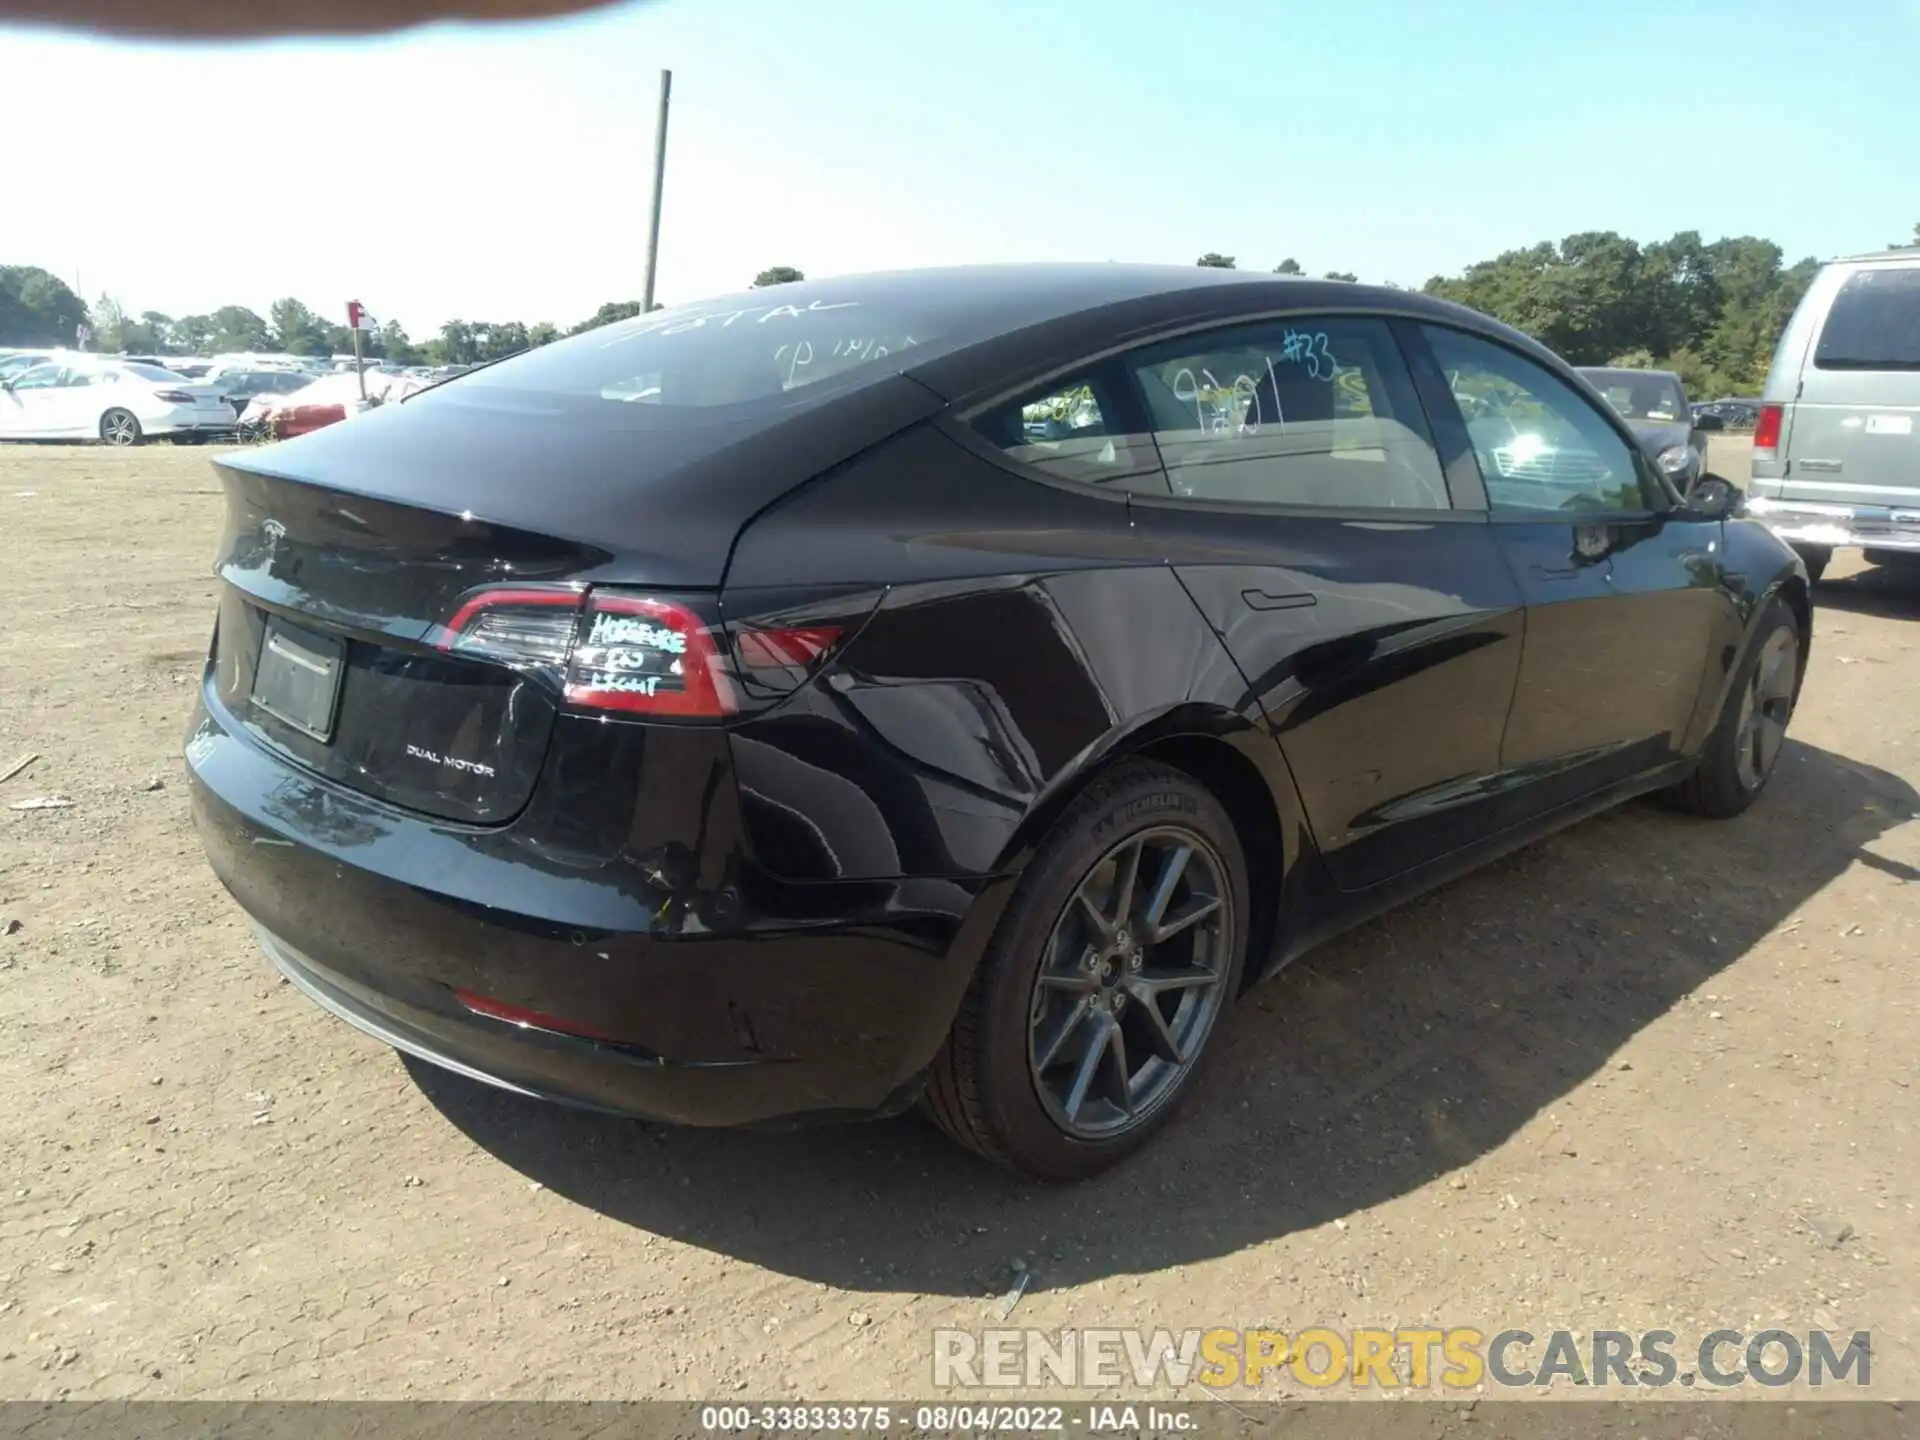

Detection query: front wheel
(1666, 596), (1802, 818)
(924, 761), (1249, 1180)
(98, 409), (142, 447)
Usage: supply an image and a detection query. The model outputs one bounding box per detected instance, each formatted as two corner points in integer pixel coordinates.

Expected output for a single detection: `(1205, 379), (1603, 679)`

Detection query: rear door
(1113, 313), (1527, 892)
(1417, 323), (1729, 814)
(1783, 262), (1920, 510)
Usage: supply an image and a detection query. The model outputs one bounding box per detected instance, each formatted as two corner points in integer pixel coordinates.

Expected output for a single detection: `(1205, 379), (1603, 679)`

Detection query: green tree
(438, 319), (476, 365)
(528, 321), (559, 348)
(1272, 258), (1303, 275)
(377, 319), (419, 365)
(1323, 270), (1358, 283)
(0, 266), (89, 346)
(1196, 253), (1236, 269)
(207, 305), (272, 354)
(167, 314), (215, 354)
(753, 266), (805, 287)
(270, 297), (327, 356)
(568, 300), (643, 335)
(92, 294), (127, 351)
(125, 310), (173, 353)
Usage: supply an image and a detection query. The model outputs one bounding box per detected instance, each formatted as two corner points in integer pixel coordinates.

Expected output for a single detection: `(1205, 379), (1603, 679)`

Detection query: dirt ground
(0, 439), (1915, 1403)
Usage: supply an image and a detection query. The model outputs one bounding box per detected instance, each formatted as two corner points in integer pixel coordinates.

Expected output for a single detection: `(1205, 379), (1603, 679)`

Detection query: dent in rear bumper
(185, 688), (1010, 1126)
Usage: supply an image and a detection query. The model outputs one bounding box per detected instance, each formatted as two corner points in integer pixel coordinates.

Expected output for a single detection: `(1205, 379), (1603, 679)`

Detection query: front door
(1116, 313), (1526, 892)
(1417, 324), (1730, 815)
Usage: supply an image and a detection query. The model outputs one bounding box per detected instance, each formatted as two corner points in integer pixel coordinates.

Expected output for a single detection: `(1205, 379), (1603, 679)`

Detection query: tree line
(1200, 223), (1918, 397)
(0, 264), (813, 368)
(9, 228), (1917, 390)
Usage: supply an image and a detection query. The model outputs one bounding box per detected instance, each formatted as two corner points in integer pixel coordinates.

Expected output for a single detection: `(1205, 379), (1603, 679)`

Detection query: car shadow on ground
(1815, 564), (1920, 622)
(411, 738), (1916, 1298)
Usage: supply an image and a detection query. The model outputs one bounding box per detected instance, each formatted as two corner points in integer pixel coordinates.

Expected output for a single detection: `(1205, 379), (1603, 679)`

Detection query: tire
(1666, 596), (1802, 819)
(924, 760), (1250, 1180)
(1793, 545), (1831, 584)
(98, 409), (142, 447)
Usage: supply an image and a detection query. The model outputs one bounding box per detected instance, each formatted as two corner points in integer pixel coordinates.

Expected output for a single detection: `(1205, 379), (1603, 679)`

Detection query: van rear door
(1779, 261), (1920, 510)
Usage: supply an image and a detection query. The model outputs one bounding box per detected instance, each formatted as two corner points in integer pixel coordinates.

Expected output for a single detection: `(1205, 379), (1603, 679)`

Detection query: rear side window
(971, 369), (1158, 486)
(1814, 267), (1920, 370)
(1127, 317), (1450, 509)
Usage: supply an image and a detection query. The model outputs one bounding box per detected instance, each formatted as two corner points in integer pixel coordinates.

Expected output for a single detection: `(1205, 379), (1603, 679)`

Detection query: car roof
(1826, 247), (1920, 266)
(782, 262), (1529, 404)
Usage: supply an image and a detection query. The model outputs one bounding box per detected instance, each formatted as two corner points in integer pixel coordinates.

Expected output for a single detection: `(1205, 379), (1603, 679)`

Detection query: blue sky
(4, 0), (1915, 337)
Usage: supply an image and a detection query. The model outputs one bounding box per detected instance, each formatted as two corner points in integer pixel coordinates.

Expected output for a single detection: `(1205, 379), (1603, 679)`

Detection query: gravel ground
(0, 441), (1914, 1403)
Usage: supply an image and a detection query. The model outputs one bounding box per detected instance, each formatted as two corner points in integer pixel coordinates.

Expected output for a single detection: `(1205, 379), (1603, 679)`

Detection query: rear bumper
(186, 683), (1006, 1128)
(148, 409), (240, 438)
(1742, 496), (1920, 553)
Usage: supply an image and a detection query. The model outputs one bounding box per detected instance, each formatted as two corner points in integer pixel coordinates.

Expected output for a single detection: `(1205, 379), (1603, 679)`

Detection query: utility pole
(641, 68), (672, 314)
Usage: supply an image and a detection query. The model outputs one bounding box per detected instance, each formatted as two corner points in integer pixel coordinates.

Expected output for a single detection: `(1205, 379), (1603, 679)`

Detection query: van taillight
(1753, 404), (1784, 459)
(438, 585), (847, 721)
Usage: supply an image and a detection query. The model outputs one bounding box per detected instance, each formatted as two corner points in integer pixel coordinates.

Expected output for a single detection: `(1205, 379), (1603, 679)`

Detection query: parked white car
(0, 357), (238, 445)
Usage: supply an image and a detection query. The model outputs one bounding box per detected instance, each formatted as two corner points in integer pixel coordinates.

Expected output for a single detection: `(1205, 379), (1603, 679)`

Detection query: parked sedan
(216, 368), (317, 417)
(186, 265), (1809, 1179)
(1576, 366), (1710, 491)
(0, 358), (236, 444)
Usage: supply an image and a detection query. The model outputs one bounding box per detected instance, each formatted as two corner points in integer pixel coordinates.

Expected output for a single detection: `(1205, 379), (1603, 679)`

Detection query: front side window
(1814, 267), (1920, 370)
(1125, 316), (1450, 509)
(9, 364), (62, 391)
(1424, 327), (1649, 515)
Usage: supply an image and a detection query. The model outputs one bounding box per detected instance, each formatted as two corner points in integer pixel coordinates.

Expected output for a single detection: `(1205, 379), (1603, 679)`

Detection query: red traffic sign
(346, 300), (372, 331)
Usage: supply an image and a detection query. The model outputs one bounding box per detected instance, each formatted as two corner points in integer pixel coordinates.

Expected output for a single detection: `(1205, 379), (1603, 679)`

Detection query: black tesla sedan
(186, 264), (1809, 1179)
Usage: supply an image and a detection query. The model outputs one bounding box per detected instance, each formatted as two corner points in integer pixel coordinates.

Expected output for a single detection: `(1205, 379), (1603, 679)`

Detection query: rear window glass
(1814, 267), (1920, 370)
(438, 293), (946, 410)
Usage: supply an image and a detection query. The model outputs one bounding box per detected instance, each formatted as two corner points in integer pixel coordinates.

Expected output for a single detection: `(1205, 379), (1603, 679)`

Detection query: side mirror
(1684, 473), (1740, 520)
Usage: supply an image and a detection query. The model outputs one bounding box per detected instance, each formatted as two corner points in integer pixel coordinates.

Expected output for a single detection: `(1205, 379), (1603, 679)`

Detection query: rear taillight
(1753, 404), (1784, 460)
(437, 585), (851, 721)
(567, 592), (736, 718)
(154, 389), (195, 404)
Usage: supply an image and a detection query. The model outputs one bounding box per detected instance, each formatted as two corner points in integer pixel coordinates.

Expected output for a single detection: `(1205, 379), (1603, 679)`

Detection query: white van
(1746, 248), (1920, 581)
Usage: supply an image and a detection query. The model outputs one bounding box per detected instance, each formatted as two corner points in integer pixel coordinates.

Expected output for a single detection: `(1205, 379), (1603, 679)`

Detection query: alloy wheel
(1026, 825), (1233, 1140)
(100, 410), (139, 446)
(1734, 625), (1797, 791)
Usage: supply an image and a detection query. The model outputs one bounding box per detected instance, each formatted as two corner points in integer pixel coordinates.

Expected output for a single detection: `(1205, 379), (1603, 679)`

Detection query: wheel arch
(987, 704), (1306, 994)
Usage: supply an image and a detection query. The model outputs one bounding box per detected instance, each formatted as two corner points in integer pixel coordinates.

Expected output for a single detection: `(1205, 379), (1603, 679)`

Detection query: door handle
(1242, 588), (1318, 611)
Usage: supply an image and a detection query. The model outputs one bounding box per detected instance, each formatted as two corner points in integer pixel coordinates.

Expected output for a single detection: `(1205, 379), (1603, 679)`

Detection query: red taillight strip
(1752, 403), (1784, 458)
(439, 587), (583, 648)
(453, 987), (632, 1045)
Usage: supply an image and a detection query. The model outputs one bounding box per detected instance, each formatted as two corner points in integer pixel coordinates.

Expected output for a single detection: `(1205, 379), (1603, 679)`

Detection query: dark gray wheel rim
(1026, 825), (1233, 1140)
(101, 410), (138, 446)
(1734, 625), (1798, 791)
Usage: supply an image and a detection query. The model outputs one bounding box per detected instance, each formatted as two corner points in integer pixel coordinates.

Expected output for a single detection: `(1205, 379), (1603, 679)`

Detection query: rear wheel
(98, 409), (141, 447)
(1666, 596), (1801, 818)
(924, 761), (1248, 1180)
(1793, 544), (1831, 584)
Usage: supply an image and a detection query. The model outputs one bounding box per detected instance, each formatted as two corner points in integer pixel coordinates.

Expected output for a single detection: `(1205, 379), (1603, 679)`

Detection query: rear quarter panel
(721, 423), (1308, 887)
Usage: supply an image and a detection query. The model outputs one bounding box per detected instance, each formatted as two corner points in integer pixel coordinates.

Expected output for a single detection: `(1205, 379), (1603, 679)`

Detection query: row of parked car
(0, 348), (470, 444)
